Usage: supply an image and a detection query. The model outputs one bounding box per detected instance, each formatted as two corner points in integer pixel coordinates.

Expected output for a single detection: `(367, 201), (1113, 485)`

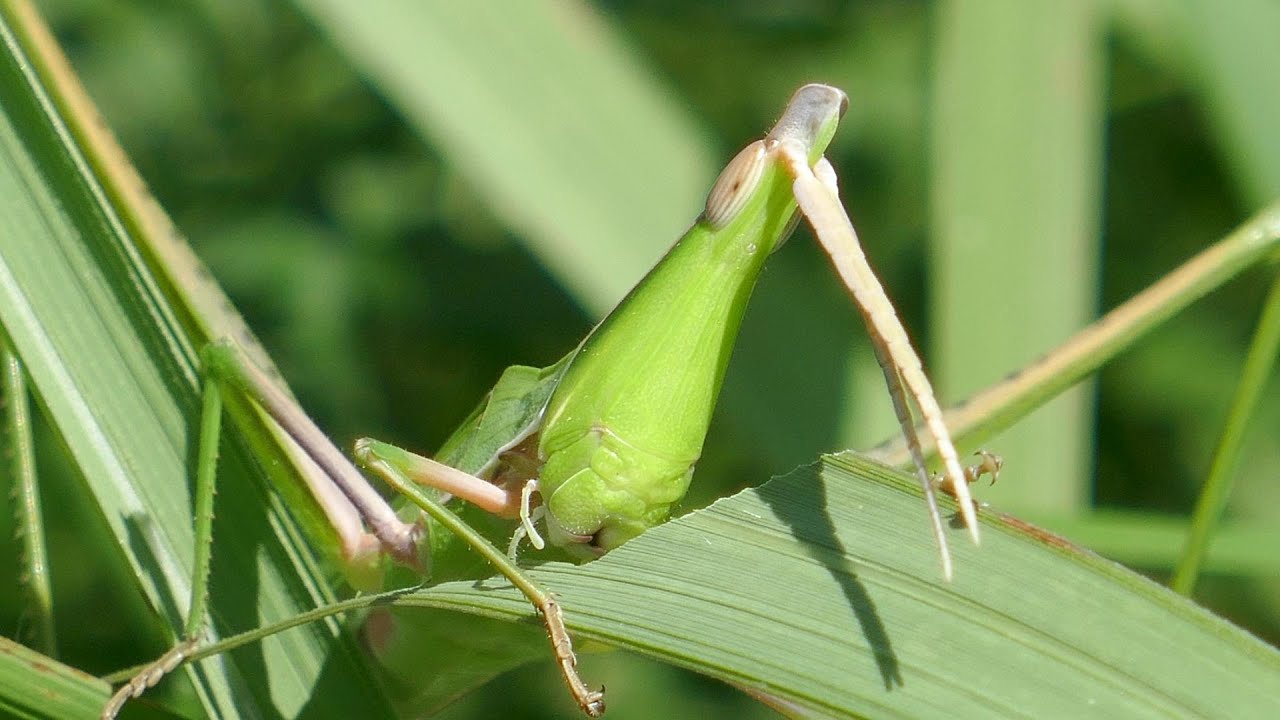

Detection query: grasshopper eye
(703, 139), (766, 230)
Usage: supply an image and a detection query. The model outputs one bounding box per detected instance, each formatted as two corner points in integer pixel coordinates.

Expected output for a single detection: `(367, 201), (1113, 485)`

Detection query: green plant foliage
(1, 1), (1277, 718)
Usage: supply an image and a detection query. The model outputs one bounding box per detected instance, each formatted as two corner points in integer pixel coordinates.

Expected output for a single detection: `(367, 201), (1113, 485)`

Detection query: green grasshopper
(357, 83), (979, 571)
(104, 83), (981, 717)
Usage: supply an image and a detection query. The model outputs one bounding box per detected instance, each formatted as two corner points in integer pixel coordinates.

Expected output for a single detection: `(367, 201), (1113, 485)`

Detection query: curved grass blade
(191, 454), (1280, 718)
(0, 3), (395, 716)
(0, 637), (110, 720)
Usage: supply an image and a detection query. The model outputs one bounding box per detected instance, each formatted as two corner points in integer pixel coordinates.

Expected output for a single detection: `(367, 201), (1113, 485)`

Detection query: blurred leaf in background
(1, 0), (1277, 717)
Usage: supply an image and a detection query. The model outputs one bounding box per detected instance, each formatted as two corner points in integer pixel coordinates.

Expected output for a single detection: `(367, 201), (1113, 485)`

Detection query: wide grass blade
(930, 1), (1102, 515)
(387, 454), (1280, 718)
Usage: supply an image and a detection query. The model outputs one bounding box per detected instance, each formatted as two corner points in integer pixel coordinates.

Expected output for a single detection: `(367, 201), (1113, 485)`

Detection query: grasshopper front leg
(348, 437), (558, 556)
(354, 439), (604, 717)
(778, 141), (981, 579)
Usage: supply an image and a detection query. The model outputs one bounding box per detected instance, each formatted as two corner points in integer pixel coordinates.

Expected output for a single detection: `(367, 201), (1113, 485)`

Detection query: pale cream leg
(777, 142), (980, 579)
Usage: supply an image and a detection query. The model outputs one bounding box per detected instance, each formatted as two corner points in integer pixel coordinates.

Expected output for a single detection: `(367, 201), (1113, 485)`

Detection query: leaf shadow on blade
(755, 457), (903, 692)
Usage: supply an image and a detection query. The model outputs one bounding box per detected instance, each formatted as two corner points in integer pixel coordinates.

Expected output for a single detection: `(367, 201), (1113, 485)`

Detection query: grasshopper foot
(102, 636), (201, 719)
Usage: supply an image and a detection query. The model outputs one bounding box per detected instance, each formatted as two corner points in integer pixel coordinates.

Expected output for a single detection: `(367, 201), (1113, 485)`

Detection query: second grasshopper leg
(354, 438), (604, 717)
(104, 358), (229, 718)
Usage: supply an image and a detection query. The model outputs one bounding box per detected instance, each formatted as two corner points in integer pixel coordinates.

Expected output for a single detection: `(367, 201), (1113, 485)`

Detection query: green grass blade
(387, 454), (1280, 718)
(930, 1), (1103, 515)
(1172, 274), (1280, 593)
(0, 636), (109, 719)
(1037, 510), (1280, 576)
(875, 201), (1280, 465)
(0, 3), (393, 717)
(1179, 0), (1280, 204)
(292, 0), (714, 314)
(1, 339), (55, 655)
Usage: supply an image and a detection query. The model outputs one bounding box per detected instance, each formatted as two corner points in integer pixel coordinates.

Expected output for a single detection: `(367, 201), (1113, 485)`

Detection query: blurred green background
(1, 0), (1277, 717)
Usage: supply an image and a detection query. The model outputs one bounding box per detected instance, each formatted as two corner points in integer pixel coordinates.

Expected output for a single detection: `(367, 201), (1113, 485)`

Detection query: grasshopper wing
(436, 352), (576, 476)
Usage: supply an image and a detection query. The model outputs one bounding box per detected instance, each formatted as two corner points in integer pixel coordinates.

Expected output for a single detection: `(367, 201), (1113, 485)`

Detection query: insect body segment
(529, 85), (848, 555)
(537, 423), (696, 554)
